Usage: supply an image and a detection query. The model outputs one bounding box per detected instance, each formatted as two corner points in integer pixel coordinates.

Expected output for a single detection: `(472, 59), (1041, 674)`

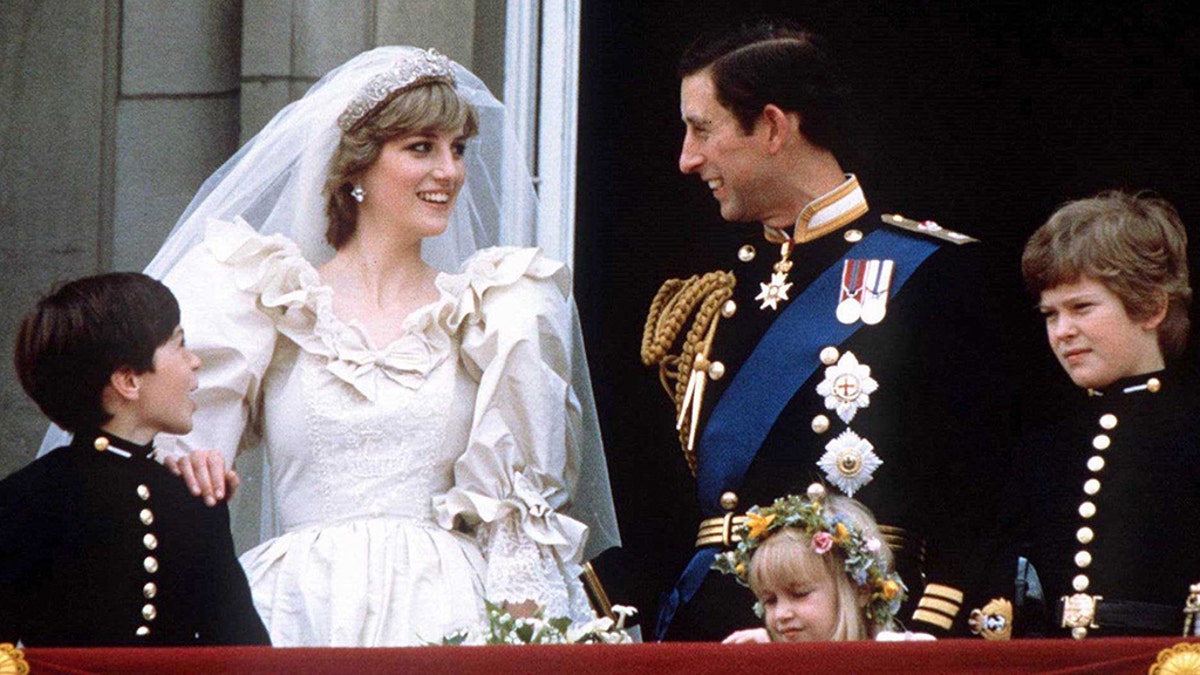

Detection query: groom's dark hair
(15, 272), (179, 432)
(680, 17), (850, 158)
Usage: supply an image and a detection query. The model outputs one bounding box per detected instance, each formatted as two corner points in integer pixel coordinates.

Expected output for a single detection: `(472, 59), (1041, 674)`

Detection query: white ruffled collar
(203, 218), (564, 401)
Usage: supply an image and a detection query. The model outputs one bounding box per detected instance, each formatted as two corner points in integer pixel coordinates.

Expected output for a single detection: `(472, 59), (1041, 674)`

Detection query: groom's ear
(760, 104), (799, 155)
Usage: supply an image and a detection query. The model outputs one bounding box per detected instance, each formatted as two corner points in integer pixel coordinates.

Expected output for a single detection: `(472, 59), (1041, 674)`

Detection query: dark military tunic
(968, 371), (1200, 638)
(655, 178), (1011, 640)
(0, 432), (269, 646)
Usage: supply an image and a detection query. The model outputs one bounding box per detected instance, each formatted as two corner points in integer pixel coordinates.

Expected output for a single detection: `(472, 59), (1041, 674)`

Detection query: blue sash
(655, 227), (941, 639)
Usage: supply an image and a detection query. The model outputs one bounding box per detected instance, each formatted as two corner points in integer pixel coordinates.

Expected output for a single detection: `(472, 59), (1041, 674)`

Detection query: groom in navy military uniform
(645, 18), (1011, 640)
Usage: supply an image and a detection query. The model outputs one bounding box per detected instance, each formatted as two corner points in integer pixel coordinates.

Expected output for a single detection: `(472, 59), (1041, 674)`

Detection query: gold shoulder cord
(640, 271), (736, 475)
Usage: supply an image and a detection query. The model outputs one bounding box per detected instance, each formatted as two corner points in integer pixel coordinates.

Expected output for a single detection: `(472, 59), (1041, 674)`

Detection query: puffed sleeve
(157, 218), (284, 467)
(433, 247), (592, 619)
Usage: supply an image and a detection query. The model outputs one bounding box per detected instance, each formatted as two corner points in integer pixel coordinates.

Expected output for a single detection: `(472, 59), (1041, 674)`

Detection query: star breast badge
(818, 429), (883, 498)
(815, 351), (878, 424)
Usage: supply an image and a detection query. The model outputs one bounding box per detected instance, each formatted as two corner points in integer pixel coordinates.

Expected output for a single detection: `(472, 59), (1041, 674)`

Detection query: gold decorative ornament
(1084, 478), (1101, 495)
(140, 508), (154, 526)
(721, 299), (737, 318)
(844, 229), (863, 243)
(1061, 592), (1101, 638)
(144, 582), (158, 599)
(1079, 501), (1097, 519)
(641, 271), (737, 475)
(1149, 643), (1200, 674)
(1074, 550), (1092, 568)
(1183, 583), (1200, 637)
(1148, 377), (1162, 393)
(719, 491), (739, 511)
(1099, 413), (1118, 429)
(0, 643), (30, 675)
(1077, 527), (1094, 544)
(1072, 575), (1090, 592)
(968, 598), (1013, 641)
(737, 245), (756, 262)
(1088, 456), (1105, 472)
(93, 436), (110, 452)
(137, 484), (151, 500)
(811, 414), (831, 434)
(1093, 434), (1111, 450)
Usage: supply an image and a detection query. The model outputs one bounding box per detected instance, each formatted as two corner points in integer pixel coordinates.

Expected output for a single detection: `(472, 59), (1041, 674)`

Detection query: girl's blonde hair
(746, 495), (895, 640)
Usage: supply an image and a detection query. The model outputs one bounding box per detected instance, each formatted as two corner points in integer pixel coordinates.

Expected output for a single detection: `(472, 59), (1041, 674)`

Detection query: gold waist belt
(695, 514), (748, 548)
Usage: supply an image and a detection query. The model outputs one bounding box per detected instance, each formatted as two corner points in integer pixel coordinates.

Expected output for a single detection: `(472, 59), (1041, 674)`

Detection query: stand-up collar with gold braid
(756, 174), (868, 311)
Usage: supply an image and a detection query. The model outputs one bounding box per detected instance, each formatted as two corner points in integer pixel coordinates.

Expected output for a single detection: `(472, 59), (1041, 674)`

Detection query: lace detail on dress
(479, 516), (594, 623)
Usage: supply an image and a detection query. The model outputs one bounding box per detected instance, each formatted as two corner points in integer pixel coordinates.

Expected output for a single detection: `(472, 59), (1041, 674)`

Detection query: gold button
(142, 604), (157, 621)
(737, 245), (756, 262)
(143, 533), (158, 550)
(1078, 501), (1096, 519)
(819, 346), (840, 365)
(844, 229), (863, 243)
(1077, 527), (1094, 544)
(721, 299), (737, 318)
(811, 414), (831, 434)
(719, 491), (739, 511)
(806, 483), (827, 502)
(1071, 626), (1088, 640)
(136, 626), (150, 637)
(1072, 574), (1090, 592)
(144, 556), (158, 574)
(707, 361), (726, 380)
(139, 509), (154, 526)
(1092, 434), (1111, 451)
(1099, 414), (1117, 430)
(137, 484), (151, 501)
(144, 582), (157, 599)
(1087, 456), (1105, 472)
(93, 436), (110, 452)
(1074, 550), (1092, 568)
(1147, 377), (1161, 393)
(1083, 478), (1100, 496)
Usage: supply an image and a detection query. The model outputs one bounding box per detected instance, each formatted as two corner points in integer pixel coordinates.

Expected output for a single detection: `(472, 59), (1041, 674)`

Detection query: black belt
(1057, 596), (1181, 634)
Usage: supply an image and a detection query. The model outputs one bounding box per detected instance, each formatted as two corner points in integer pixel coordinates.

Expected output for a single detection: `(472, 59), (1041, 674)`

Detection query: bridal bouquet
(440, 601), (637, 645)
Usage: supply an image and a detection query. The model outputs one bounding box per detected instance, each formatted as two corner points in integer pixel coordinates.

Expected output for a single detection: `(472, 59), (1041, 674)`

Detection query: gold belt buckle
(1061, 593), (1102, 631)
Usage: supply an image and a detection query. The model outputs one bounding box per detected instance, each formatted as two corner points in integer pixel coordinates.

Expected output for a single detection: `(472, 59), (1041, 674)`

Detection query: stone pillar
(113, 0), (242, 271)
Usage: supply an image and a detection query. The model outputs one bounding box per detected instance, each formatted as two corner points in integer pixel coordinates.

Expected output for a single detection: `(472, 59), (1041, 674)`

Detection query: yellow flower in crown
(832, 522), (850, 543)
(745, 513), (777, 541)
(879, 579), (901, 601)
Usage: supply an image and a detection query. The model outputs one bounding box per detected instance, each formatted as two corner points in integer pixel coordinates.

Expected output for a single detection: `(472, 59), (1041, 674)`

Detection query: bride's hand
(164, 449), (239, 506)
(503, 599), (539, 619)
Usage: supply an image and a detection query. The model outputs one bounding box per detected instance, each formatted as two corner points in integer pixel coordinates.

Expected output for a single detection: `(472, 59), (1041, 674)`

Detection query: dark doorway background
(574, 1), (1200, 628)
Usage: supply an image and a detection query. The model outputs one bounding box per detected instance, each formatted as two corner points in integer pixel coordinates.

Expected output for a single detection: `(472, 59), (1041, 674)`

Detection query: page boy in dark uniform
(0, 272), (269, 646)
(644, 18), (1010, 640)
(965, 191), (1200, 641)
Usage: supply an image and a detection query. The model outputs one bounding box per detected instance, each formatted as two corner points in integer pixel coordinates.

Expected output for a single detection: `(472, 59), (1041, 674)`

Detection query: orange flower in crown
(745, 512), (777, 541)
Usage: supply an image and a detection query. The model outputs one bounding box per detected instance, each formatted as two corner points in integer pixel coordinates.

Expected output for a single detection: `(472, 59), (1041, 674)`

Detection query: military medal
(817, 429), (882, 498)
(860, 259), (894, 325)
(815, 351), (878, 424)
(836, 259), (866, 324)
(755, 240), (794, 311)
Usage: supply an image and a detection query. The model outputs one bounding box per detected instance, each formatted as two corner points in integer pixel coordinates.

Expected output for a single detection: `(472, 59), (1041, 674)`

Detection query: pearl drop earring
(351, 185), (365, 203)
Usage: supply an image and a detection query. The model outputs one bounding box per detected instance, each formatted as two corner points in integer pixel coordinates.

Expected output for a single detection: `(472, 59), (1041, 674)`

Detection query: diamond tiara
(336, 48), (456, 132)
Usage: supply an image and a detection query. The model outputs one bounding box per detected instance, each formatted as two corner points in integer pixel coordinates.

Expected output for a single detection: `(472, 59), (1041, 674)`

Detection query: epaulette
(882, 214), (979, 245)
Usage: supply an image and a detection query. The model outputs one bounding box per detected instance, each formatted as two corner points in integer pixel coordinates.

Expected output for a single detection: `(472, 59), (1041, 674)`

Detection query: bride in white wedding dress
(133, 46), (618, 647)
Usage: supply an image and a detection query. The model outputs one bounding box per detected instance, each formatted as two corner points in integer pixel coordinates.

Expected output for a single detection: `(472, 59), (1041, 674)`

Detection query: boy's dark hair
(679, 17), (850, 158)
(14, 272), (180, 432)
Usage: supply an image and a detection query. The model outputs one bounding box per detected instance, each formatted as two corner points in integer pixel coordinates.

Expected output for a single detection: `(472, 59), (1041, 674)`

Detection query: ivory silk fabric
(158, 218), (592, 646)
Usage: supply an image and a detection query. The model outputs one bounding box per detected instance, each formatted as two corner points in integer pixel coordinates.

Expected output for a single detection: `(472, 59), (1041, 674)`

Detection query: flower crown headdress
(712, 483), (906, 628)
(336, 48), (456, 132)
